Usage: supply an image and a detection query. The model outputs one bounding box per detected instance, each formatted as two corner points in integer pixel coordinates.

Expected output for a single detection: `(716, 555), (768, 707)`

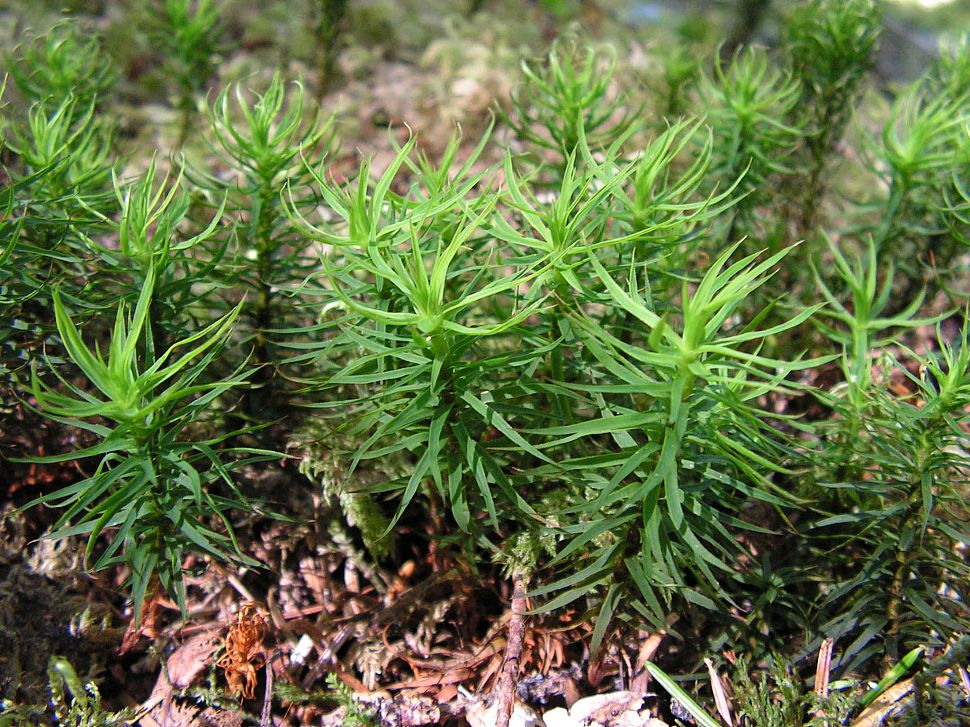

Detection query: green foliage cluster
(699, 45), (802, 245)
(5, 22), (117, 110)
(153, 0), (225, 146)
(1, 0), (968, 723)
(786, 0), (880, 235)
(0, 657), (133, 727)
(324, 672), (380, 727)
(502, 37), (637, 165)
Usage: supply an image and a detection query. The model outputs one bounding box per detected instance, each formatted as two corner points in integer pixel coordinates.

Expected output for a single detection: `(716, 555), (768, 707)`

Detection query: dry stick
(851, 680), (915, 727)
(814, 638), (834, 699)
(814, 637), (835, 722)
(494, 570), (529, 727)
(227, 572), (258, 603)
(261, 654), (275, 727)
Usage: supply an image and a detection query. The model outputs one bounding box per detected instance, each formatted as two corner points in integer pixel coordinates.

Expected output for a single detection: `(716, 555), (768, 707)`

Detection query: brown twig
(261, 653), (275, 727)
(814, 637), (835, 722)
(814, 638), (834, 699)
(493, 570), (529, 727)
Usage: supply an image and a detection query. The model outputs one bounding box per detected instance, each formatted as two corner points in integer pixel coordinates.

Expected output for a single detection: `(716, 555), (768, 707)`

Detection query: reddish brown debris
(217, 602), (269, 700)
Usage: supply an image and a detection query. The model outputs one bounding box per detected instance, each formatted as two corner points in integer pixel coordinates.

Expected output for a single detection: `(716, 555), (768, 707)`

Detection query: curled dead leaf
(216, 602), (268, 700)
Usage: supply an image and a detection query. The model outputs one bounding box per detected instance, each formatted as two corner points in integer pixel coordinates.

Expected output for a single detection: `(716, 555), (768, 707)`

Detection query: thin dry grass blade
(704, 658), (733, 727)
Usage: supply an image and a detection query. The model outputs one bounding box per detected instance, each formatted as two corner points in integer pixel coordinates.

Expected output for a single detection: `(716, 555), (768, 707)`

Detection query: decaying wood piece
(543, 691), (670, 727)
(851, 679), (915, 727)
